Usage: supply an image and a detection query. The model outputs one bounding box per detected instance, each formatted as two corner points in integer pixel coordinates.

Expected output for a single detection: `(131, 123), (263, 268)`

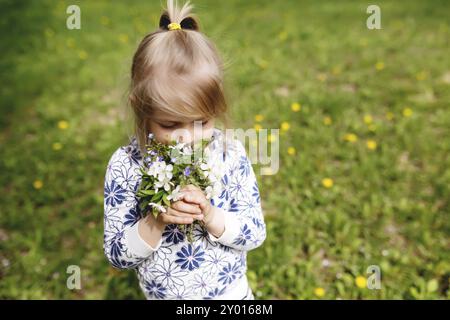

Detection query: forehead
(150, 109), (207, 123)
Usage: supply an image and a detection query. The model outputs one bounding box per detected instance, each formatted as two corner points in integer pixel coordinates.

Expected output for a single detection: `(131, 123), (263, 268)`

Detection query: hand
(139, 187), (206, 248)
(156, 197), (204, 226)
(179, 185), (215, 225)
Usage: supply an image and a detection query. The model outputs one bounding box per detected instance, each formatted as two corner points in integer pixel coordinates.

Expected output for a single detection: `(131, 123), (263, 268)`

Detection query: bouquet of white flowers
(136, 133), (222, 242)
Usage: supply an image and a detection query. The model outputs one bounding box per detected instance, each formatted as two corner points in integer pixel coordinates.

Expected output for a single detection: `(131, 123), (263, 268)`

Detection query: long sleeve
(103, 147), (162, 270)
(208, 139), (267, 251)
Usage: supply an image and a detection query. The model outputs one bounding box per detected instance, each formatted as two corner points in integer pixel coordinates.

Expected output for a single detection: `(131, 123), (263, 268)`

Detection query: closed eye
(158, 122), (179, 129)
(158, 119), (209, 129)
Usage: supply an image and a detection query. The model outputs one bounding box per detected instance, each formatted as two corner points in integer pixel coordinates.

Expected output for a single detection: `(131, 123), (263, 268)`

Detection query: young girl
(103, 0), (266, 300)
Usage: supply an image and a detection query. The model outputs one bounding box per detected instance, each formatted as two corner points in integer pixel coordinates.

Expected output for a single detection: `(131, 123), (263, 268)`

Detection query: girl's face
(147, 110), (215, 145)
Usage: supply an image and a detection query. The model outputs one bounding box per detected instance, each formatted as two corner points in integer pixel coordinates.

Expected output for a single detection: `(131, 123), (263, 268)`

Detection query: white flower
(202, 146), (211, 159)
(149, 203), (167, 213)
(182, 145), (193, 156)
(167, 185), (183, 201)
(149, 161), (174, 192)
(202, 154), (224, 184)
(147, 160), (166, 177)
(155, 179), (173, 192)
(205, 181), (221, 199)
(200, 162), (209, 171)
(172, 142), (186, 150)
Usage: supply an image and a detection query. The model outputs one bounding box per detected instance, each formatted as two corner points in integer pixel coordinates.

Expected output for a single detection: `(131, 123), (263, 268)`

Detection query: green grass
(0, 0), (449, 299)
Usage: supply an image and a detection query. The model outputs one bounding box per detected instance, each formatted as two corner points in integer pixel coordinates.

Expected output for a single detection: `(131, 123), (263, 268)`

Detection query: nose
(172, 128), (194, 145)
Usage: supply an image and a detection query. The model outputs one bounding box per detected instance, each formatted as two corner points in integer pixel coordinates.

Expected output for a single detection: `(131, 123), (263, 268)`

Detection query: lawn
(0, 0), (448, 299)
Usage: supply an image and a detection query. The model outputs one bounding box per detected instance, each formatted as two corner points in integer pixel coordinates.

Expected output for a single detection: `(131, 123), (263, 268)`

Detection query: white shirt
(103, 128), (266, 299)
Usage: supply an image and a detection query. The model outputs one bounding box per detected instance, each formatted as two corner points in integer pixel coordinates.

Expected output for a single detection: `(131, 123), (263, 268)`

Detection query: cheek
(148, 123), (171, 144)
(193, 120), (214, 141)
(199, 125), (214, 140)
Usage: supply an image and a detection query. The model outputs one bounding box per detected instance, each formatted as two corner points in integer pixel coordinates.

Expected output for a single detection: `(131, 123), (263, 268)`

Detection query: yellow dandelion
(287, 147), (296, 155)
(366, 139), (377, 150)
(291, 102), (301, 112)
(322, 178), (333, 188)
(257, 59), (269, 69)
(355, 276), (367, 289)
(78, 50), (88, 60)
(363, 114), (373, 125)
(332, 66), (342, 75)
(118, 34), (129, 44)
(33, 180), (43, 190)
(254, 114), (264, 122)
(317, 73), (327, 82)
(386, 111), (394, 121)
(278, 31), (288, 41)
(375, 61), (385, 71)
(344, 133), (358, 143)
(52, 142), (63, 151)
(254, 124), (262, 132)
(402, 107), (413, 117)
(58, 120), (69, 130)
(323, 116), (332, 126)
(314, 287), (326, 298)
(416, 71), (427, 81)
(281, 121), (290, 131)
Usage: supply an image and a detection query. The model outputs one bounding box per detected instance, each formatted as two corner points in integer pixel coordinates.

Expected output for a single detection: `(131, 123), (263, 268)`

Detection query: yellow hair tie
(168, 22), (181, 31)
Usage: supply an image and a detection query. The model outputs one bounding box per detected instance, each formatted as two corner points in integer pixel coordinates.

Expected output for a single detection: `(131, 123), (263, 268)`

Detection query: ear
(180, 17), (199, 31)
(159, 11), (171, 30)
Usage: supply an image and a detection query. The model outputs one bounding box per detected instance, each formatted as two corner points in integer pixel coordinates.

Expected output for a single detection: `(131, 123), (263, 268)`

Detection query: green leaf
(138, 189), (155, 196)
(162, 194), (171, 207)
(152, 190), (164, 202)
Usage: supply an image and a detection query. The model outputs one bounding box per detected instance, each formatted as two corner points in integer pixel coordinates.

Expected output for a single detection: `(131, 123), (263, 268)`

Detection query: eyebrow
(155, 118), (207, 123)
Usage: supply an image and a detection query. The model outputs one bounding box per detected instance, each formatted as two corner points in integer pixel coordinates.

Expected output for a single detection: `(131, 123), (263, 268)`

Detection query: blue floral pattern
(104, 180), (127, 207)
(175, 244), (205, 271)
(218, 262), (242, 285)
(233, 224), (252, 246)
(162, 224), (185, 244)
(144, 280), (167, 299)
(103, 128), (266, 299)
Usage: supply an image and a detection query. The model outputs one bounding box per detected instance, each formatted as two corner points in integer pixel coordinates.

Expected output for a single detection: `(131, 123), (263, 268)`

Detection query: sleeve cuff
(208, 212), (241, 245)
(124, 220), (162, 257)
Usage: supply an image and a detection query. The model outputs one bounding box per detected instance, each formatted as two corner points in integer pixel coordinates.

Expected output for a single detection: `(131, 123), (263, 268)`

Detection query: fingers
(182, 190), (207, 207)
(182, 190), (211, 214)
(159, 207), (193, 224)
(159, 213), (193, 225)
(171, 200), (202, 215)
(159, 206), (203, 225)
(181, 184), (201, 193)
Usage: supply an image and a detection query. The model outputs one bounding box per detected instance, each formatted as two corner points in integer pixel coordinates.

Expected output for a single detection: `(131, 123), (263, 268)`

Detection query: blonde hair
(128, 0), (228, 154)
